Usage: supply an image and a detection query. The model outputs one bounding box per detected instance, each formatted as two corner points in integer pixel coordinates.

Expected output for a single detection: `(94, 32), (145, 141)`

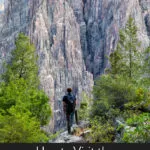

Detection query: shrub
(122, 113), (150, 143)
(86, 117), (115, 143)
(78, 92), (92, 121)
(0, 107), (48, 143)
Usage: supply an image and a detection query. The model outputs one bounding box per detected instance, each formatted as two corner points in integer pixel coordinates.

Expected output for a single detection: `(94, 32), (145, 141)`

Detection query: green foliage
(0, 70), (51, 126)
(141, 47), (150, 88)
(2, 33), (39, 88)
(92, 75), (136, 117)
(79, 101), (88, 120)
(48, 131), (62, 141)
(108, 49), (123, 75)
(0, 33), (52, 143)
(90, 73), (150, 143)
(122, 113), (150, 143)
(124, 87), (149, 111)
(78, 92), (92, 121)
(0, 108), (49, 143)
(109, 16), (142, 79)
(86, 117), (115, 143)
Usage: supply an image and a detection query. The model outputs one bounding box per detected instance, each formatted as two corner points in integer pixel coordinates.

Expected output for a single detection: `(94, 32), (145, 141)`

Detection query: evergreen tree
(109, 48), (123, 76)
(109, 16), (141, 79)
(2, 33), (39, 88)
(142, 47), (150, 87)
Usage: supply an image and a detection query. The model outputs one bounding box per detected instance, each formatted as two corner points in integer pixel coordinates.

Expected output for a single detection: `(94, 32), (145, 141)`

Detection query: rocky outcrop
(0, 0), (150, 132)
(49, 131), (85, 143)
(49, 121), (90, 143)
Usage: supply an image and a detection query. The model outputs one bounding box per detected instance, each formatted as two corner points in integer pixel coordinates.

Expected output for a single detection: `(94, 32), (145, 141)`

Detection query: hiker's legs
(70, 111), (75, 127)
(66, 112), (74, 134)
(66, 114), (71, 134)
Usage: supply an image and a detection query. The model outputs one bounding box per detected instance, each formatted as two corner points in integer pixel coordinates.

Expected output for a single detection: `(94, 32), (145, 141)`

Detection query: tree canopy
(2, 33), (39, 88)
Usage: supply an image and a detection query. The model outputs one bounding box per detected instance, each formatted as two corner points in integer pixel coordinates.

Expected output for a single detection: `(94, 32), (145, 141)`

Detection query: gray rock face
(0, 0), (150, 132)
(69, 0), (150, 77)
(0, 0), (4, 28)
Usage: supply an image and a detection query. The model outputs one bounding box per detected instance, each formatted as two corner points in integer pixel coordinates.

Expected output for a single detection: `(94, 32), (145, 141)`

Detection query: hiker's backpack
(66, 94), (76, 114)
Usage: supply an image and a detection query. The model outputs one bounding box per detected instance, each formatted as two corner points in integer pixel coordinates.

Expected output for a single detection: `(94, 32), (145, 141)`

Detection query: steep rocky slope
(0, 0), (149, 132)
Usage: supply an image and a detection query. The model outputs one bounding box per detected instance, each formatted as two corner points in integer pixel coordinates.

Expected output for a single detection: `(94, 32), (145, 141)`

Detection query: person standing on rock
(63, 88), (76, 134)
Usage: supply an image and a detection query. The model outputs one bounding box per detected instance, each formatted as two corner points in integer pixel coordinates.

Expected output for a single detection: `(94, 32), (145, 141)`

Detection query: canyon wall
(0, 0), (149, 132)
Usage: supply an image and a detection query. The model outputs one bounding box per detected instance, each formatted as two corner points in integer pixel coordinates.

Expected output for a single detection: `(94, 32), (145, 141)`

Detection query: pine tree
(109, 47), (124, 76)
(142, 47), (150, 87)
(109, 16), (141, 79)
(2, 33), (39, 88)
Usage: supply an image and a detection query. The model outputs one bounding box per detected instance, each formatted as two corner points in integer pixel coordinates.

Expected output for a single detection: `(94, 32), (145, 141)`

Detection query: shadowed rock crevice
(145, 14), (150, 37)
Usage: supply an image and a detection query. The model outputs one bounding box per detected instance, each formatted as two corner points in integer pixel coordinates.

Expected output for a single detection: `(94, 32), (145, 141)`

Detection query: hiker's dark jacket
(63, 93), (76, 115)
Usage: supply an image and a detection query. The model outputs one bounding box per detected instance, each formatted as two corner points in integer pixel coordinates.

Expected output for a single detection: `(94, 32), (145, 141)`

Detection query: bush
(86, 117), (115, 143)
(122, 113), (150, 143)
(0, 107), (48, 143)
(92, 75), (136, 118)
(90, 74), (150, 143)
(78, 92), (92, 121)
(0, 79), (51, 126)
